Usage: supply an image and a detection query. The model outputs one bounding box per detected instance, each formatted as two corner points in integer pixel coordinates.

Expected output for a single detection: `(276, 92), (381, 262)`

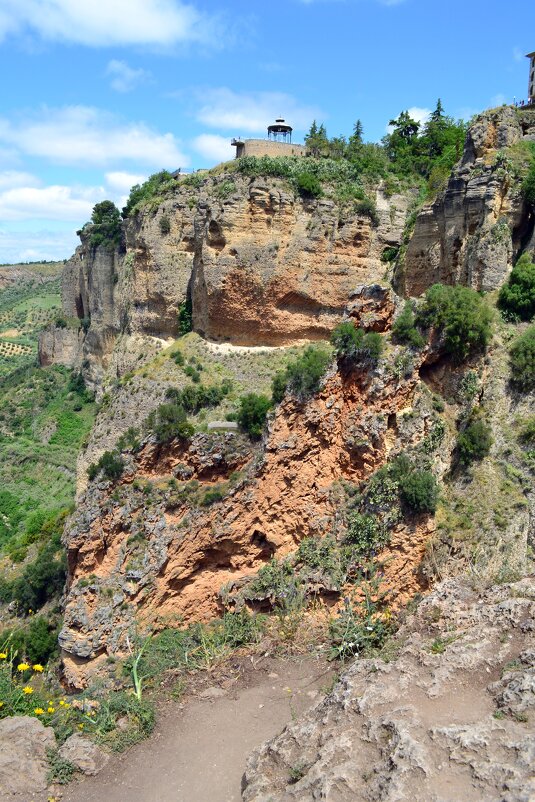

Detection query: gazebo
(267, 118), (293, 143)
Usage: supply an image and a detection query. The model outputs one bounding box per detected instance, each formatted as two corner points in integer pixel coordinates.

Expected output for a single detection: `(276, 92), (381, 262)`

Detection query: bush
(392, 302), (425, 347)
(178, 298), (193, 336)
(87, 451), (124, 481)
(457, 418), (493, 465)
(2, 617), (59, 665)
(509, 325), (535, 391)
(122, 171), (176, 217)
(522, 153), (535, 207)
(273, 346), (330, 402)
(399, 469), (438, 514)
(345, 512), (385, 554)
(355, 196), (379, 226)
(55, 317), (67, 329)
(417, 284), (492, 360)
(166, 382), (230, 413)
(331, 322), (383, 363)
(237, 393), (271, 439)
(498, 253), (535, 321)
(295, 172), (322, 198)
(147, 404), (194, 444)
(159, 215), (171, 235)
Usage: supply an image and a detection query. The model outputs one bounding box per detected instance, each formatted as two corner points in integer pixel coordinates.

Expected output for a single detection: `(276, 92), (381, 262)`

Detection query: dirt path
(60, 654), (332, 802)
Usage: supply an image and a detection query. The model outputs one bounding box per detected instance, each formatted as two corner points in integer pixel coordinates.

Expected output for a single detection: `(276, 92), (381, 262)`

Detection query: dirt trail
(60, 655), (332, 802)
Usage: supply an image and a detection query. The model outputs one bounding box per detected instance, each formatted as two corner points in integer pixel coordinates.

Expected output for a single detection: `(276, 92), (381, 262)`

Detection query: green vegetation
(122, 171), (176, 217)
(522, 143), (535, 206)
(457, 417), (493, 465)
(87, 201), (122, 250)
(0, 365), (95, 553)
(165, 381), (231, 413)
(399, 468), (439, 514)
(295, 172), (323, 198)
(178, 297), (193, 336)
(272, 345), (331, 403)
(237, 393), (272, 439)
(331, 321), (383, 363)
(159, 214), (171, 235)
(509, 325), (535, 390)
(498, 252), (535, 321)
(391, 301), (426, 347)
(146, 403), (195, 444)
(87, 451), (125, 482)
(417, 284), (493, 360)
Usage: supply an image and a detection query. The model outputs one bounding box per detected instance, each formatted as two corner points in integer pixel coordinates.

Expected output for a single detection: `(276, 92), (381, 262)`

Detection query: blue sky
(0, 0), (533, 263)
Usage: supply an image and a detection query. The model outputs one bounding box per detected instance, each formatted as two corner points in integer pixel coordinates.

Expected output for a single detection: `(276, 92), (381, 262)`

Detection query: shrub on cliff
(88, 200), (122, 250)
(166, 382), (231, 414)
(148, 403), (194, 444)
(272, 346), (331, 404)
(392, 301), (425, 347)
(295, 172), (322, 198)
(331, 322), (383, 363)
(522, 147), (535, 207)
(399, 469), (438, 514)
(237, 393), (271, 439)
(509, 325), (535, 391)
(87, 450), (125, 481)
(417, 284), (492, 360)
(122, 171), (176, 217)
(498, 253), (535, 321)
(457, 417), (493, 465)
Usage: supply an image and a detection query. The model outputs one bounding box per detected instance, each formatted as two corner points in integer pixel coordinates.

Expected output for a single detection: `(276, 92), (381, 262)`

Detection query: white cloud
(105, 171), (147, 194)
(0, 170), (39, 190)
(192, 134), (234, 164)
(0, 106), (189, 168)
(195, 88), (322, 134)
(407, 106), (431, 126)
(106, 60), (151, 93)
(0, 0), (217, 47)
(0, 183), (103, 221)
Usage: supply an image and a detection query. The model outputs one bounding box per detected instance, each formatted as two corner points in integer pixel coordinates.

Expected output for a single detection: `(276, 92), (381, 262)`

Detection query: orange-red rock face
(60, 355), (434, 689)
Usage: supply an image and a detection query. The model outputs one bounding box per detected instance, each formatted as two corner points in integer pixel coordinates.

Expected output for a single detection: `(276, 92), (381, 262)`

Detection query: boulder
(58, 733), (109, 776)
(0, 715), (56, 794)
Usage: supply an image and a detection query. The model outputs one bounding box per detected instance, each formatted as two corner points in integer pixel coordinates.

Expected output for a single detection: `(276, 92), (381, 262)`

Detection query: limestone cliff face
(59, 343), (435, 689)
(401, 106), (535, 295)
(40, 174), (409, 390)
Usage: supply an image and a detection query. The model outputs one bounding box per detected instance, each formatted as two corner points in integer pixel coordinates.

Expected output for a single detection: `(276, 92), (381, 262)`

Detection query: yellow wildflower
(17, 663), (30, 672)
(0, 653), (7, 659)
(23, 686), (34, 695)
(59, 700), (65, 706)
(0, 701), (4, 708)
(47, 706), (55, 713)
(32, 664), (44, 672)
(34, 708), (45, 715)
(78, 723), (84, 730)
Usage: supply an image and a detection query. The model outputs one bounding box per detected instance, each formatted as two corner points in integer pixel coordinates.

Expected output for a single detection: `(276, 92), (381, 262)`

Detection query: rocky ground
(242, 576), (535, 802)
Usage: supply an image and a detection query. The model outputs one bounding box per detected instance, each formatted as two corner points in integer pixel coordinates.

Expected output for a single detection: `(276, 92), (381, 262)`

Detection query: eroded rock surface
(0, 715), (56, 795)
(402, 106), (535, 295)
(242, 577), (535, 802)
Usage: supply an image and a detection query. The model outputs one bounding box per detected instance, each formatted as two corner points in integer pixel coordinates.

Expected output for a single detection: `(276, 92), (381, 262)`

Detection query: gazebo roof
(267, 117), (293, 133)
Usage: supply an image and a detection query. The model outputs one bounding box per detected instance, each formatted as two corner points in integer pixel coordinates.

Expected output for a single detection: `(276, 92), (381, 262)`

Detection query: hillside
(0, 106), (534, 801)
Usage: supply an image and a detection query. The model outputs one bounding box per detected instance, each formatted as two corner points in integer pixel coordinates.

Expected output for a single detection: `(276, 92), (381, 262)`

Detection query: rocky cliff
(40, 173), (409, 392)
(401, 106), (535, 295)
(40, 108), (535, 695)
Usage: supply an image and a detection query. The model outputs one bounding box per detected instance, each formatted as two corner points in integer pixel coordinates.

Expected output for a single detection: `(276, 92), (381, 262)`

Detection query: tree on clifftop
(89, 200), (122, 250)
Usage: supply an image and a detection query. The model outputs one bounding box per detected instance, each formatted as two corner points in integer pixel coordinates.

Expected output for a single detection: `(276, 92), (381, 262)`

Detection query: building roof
(526, 51), (535, 58)
(267, 117), (292, 132)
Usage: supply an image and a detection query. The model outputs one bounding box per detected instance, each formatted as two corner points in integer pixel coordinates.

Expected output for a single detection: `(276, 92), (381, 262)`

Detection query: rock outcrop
(242, 576), (535, 802)
(40, 174), (409, 391)
(59, 337), (438, 688)
(402, 106), (535, 295)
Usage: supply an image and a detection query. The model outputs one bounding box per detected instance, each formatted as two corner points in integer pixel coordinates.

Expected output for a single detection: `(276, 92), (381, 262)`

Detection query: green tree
(457, 419), (493, 465)
(498, 253), (535, 321)
(89, 200), (122, 250)
(509, 325), (535, 390)
(305, 121), (329, 157)
(391, 301), (425, 347)
(417, 284), (493, 361)
(237, 393), (272, 439)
